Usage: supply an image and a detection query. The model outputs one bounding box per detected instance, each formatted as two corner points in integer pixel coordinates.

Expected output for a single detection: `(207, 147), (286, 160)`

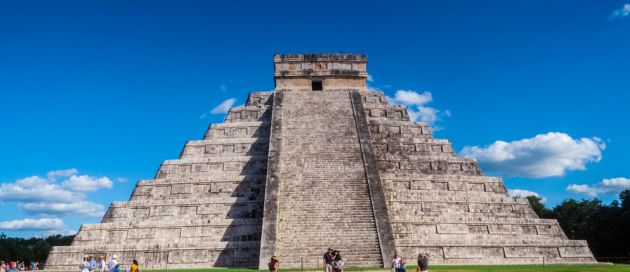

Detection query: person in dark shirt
(323, 247), (334, 272)
(416, 253), (429, 272)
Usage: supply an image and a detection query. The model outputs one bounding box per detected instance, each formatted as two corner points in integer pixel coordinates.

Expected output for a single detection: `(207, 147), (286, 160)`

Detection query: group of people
(0, 261), (39, 272)
(322, 248), (344, 272)
(78, 255), (139, 272)
(268, 249), (429, 272)
(392, 253), (429, 272)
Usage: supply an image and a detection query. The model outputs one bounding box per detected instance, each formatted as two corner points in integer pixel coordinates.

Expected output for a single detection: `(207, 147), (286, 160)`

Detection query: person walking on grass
(268, 256), (280, 272)
(416, 253), (429, 272)
(129, 260), (140, 272)
(107, 255), (118, 272)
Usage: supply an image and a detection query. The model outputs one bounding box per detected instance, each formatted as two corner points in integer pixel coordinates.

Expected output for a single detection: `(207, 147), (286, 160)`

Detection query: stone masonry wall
(358, 90), (596, 264)
(45, 92), (274, 270)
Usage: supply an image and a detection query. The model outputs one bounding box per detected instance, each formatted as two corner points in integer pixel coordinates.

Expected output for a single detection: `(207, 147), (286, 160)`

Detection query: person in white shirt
(108, 255), (118, 272)
(79, 257), (90, 272)
(391, 253), (402, 272)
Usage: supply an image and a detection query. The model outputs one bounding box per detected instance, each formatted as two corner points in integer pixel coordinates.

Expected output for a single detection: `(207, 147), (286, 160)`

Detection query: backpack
(332, 260), (344, 269)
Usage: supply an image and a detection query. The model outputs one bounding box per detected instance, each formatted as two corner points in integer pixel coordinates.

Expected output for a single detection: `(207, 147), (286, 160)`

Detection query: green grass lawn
(148, 264), (630, 272)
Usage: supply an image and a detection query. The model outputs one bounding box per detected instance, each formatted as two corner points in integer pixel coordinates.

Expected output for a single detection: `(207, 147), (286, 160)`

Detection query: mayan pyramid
(46, 54), (596, 270)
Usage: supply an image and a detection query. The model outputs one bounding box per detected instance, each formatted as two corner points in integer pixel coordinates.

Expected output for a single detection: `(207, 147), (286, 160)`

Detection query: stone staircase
(272, 90), (383, 268)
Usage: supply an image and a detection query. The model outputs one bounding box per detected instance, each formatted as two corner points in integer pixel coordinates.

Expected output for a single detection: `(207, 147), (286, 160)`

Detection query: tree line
(0, 233), (74, 264)
(527, 189), (630, 260)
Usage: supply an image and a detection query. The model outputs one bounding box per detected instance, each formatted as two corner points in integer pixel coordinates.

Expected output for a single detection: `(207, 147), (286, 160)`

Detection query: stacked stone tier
(46, 92), (274, 270)
(359, 91), (595, 264)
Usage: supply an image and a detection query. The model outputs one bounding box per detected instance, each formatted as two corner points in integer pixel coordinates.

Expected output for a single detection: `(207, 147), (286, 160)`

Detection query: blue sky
(0, 1), (629, 237)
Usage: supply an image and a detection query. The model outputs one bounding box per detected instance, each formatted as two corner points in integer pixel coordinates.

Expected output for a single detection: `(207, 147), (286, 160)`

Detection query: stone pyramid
(46, 54), (596, 271)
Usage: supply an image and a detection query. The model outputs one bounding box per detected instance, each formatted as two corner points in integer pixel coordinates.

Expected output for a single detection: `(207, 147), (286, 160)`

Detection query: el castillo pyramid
(46, 54), (596, 270)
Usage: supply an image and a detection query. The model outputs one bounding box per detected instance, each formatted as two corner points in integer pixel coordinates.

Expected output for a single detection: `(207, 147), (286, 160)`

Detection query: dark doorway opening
(312, 80), (323, 91)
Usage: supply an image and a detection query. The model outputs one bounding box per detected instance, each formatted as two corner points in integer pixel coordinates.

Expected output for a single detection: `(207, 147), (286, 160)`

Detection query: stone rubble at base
(45, 54), (596, 271)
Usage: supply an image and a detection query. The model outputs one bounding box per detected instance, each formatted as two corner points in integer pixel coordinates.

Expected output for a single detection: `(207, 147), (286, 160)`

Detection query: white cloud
(508, 189), (546, 203)
(20, 201), (106, 217)
(460, 132), (605, 178)
(210, 98), (237, 115)
(0, 218), (66, 231)
(0, 169), (114, 218)
(62, 175), (113, 193)
(367, 74), (374, 82)
(47, 168), (78, 180)
(567, 177), (630, 197)
(116, 177), (129, 183)
(0, 176), (81, 203)
(610, 4), (630, 19)
(387, 90), (449, 126)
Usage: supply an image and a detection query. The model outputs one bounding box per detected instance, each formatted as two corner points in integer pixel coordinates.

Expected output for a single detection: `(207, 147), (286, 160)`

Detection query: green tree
(526, 195), (552, 218)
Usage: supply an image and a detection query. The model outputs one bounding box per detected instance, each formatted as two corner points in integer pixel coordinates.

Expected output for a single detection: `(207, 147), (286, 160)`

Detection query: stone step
(392, 216), (561, 225)
(396, 238), (589, 247)
(245, 92), (273, 106)
(181, 138), (269, 159)
(81, 218), (262, 230)
(204, 121), (270, 139)
(225, 105), (272, 122)
(138, 174), (266, 185)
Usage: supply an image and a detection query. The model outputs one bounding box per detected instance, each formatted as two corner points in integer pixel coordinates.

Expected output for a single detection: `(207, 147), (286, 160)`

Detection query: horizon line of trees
(526, 189), (630, 259)
(0, 233), (74, 264)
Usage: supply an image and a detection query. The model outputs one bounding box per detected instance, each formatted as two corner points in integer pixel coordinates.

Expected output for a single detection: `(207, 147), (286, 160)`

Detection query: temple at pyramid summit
(46, 54), (596, 270)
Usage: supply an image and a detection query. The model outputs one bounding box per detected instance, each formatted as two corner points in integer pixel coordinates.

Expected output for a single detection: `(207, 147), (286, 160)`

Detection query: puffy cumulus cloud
(610, 4), (630, 19)
(508, 189), (546, 203)
(387, 90), (449, 126)
(210, 98), (237, 115)
(460, 132), (605, 178)
(0, 169), (114, 217)
(567, 177), (630, 197)
(0, 176), (81, 203)
(20, 201), (106, 217)
(47, 168), (78, 180)
(61, 175), (113, 193)
(0, 218), (66, 231)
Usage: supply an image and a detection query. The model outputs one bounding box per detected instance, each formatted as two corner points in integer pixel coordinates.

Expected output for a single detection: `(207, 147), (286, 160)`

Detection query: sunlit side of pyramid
(46, 54), (595, 270)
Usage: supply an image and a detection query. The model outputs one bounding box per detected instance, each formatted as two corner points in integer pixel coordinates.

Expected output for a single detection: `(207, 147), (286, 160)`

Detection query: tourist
(416, 253), (428, 272)
(30, 260), (39, 270)
(107, 256), (118, 272)
(323, 248), (334, 272)
(391, 253), (403, 272)
(268, 256), (280, 272)
(331, 251), (344, 272)
(79, 257), (90, 272)
(96, 256), (106, 272)
(88, 256), (96, 272)
(130, 260), (139, 272)
(1, 261), (6, 272)
(5, 262), (17, 272)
